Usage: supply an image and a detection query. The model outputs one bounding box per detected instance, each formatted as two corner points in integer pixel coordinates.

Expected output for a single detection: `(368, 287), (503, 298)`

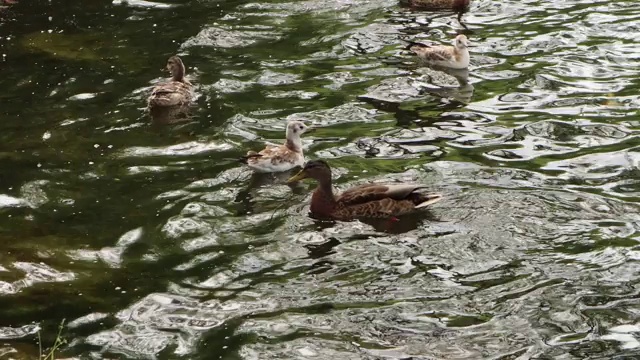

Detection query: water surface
(1, 0), (640, 358)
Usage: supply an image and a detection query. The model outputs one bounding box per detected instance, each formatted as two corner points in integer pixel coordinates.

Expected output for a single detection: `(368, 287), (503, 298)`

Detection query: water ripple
(3, 0), (640, 358)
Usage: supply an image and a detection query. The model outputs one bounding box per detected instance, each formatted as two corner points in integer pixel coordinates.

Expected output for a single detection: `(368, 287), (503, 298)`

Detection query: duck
(240, 121), (313, 173)
(287, 160), (442, 221)
(148, 56), (193, 108)
(407, 34), (470, 69)
(400, 0), (470, 11)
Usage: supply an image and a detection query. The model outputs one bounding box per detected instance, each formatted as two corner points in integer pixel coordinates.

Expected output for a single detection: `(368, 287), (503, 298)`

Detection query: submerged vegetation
(38, 319), (66, 360)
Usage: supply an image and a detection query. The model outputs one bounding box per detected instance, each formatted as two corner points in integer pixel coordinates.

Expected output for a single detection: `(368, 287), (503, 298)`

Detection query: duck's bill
(287, 169), (308, 183)
(304, 127), (316, 134)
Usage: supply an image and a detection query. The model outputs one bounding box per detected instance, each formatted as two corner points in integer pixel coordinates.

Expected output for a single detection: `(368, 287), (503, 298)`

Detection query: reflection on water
(417, 66), (474, 104)
(149, 104), (193, 125)
(1, 0), (640, 359)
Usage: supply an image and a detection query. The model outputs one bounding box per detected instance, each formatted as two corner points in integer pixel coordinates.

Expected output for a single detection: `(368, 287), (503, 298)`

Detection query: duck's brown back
(148, 81), (192, 108)
(323, 183), (434, 220)
(332, 198), (417, 220)
(400, 0), (470, 11)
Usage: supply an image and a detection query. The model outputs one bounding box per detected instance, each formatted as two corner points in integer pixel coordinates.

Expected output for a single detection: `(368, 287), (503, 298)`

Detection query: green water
(1, 0), (640, 358)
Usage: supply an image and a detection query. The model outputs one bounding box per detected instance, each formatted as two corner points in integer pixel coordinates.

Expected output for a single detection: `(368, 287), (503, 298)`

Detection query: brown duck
(148, 56), (193, 108)
(400, 0), (470, 11)
(287, 160), (442, 221)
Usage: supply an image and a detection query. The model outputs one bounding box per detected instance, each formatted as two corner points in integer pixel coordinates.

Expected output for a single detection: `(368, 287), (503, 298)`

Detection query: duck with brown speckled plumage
(287, 160), (442, 221)
(147, 56), (193, 109)
(400, 0), (470, 11)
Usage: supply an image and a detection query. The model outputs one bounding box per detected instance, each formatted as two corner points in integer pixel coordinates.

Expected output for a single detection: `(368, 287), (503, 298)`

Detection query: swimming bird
(241, 121), (312, 173)
(148, 56), (193, 108)
(287, 160), (442, 221)
(407, 34), (470, 69)
(400, 0), (470, 11)
(399, 0), (471, 25)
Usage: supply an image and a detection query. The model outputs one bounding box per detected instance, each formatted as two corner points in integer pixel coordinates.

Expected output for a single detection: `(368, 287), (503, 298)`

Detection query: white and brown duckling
(240, 121), (313, 173)
(148, 56), (193, 108)
(407, 34), (470, 69)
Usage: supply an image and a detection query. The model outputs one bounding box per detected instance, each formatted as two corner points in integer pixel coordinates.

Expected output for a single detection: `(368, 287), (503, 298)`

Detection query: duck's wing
(337, 184), (427, 206)
(244, 144), (275, 157)
(149, 81), (192, 107)
(334, 197), (424, 219)
(239, 145), (281, 164)
(245, 145), (303, 172)
(404, 40), (431, 51)
(334, 184), (442, 219)
(151, 81), (190, 95)
(401, 0), (468, 10)
(414, 45), (454, 62)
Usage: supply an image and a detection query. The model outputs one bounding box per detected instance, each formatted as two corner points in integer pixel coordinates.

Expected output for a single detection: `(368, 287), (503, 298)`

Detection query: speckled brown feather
(246, 144), (301, 167)
(331, 184), (440, 220)
(338, 184), (420, 205)
(410, 44), (456, 63)
(148, 81), (192, 108)
(400, 0), (470, 11)
(331, 198), (414, 220)
(308, 183), (441, 221)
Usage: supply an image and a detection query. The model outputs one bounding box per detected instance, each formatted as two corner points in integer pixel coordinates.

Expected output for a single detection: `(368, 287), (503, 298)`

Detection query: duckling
(240, 121), (313, 173)
(287, 160), (442, 221)
(407, 34), (470, 69)
(148, 56), (193, 108)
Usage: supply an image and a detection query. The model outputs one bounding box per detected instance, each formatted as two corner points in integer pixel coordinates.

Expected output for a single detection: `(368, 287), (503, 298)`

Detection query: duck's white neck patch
(285, 126), (303, 152)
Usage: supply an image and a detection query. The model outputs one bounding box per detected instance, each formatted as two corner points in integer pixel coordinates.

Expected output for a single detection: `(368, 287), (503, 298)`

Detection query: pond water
(1, 0), (640, 358)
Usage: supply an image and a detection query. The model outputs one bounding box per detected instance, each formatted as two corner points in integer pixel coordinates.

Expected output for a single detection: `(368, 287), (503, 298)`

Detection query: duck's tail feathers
(238, 152), (263, 164)
(402, 39), (430, 51)
(415, 193), (443, 208)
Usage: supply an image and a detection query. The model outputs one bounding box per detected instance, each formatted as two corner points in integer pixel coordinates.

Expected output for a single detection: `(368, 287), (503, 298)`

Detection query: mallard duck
(400, 0), (470, 11)
(240, 121), (313, 173)
(407, 34), (470, 69)
(287, 160), (442, 221)
(148, 56), (193, 108)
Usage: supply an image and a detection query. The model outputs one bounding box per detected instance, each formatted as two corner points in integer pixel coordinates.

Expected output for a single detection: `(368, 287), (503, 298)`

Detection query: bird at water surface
(147, 56), (193, 108)
(400, 0), (470, 11)
(407, 34), (471, 69)
(287, 160), (442, 221)
(240, 121), (313, 173)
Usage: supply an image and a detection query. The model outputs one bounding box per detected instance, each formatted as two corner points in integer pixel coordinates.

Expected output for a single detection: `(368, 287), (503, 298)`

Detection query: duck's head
(286, 120), (313, 140)
(454, 34), (470, 49)
(166, 56), (186, 81)
(287, 159), (331, 184)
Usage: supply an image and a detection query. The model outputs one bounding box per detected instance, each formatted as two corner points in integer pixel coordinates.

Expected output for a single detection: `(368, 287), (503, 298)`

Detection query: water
(1, 0), (640, 358)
